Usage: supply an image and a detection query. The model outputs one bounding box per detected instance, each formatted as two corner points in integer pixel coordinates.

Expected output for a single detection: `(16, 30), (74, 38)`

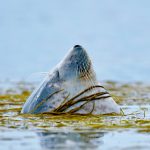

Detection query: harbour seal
(21, 45), (120, 114)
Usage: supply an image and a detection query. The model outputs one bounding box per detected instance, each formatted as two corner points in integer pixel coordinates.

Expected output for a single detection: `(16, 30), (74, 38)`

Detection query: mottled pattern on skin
(21, 45), (120, 114)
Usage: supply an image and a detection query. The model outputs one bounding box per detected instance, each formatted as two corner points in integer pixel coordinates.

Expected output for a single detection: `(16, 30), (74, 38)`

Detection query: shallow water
(0, 81), (150, 150)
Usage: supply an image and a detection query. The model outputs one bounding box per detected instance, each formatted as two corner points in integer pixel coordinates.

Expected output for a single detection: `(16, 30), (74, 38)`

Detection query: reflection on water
(38, 130), (150, 150)
(1, 129), (150, 150)
(38, 131), (105, 150)
(1, 81), (150, 150)
(0, 1), (150, 149)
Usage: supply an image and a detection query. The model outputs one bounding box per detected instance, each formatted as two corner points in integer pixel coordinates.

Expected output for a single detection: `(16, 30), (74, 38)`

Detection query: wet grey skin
(21, 45), (93, 114)
(21, 45), (120, 114)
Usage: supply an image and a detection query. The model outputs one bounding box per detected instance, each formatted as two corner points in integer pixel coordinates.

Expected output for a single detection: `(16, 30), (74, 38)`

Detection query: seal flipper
(22, 45), (120, 114)
(21, 70), (61, 114)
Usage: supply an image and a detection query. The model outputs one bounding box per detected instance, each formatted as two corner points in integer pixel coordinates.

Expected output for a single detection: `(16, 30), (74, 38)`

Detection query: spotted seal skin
(21, 45), (120, 114)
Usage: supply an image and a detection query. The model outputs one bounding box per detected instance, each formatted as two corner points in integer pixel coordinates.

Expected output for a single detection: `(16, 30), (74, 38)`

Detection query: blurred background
(0, 0), (150, 82)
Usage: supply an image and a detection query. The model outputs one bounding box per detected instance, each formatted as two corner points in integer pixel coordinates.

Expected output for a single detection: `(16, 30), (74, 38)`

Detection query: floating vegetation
(0, 81), (150, 131)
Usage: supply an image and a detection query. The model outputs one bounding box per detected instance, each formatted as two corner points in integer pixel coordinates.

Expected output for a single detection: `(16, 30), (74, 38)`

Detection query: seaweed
(48, 85), (111, 114)
(0, 81), (150, 130)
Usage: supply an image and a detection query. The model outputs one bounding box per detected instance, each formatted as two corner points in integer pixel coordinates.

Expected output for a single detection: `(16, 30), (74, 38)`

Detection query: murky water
(0, 81), (150, 150)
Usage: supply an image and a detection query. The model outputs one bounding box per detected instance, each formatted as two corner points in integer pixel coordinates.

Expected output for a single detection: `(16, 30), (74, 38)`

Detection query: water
(1, 129), (150, 150)
(0, 0), (150, 82)
(0, 1), (150, 149)
(1, 82), (150, 150)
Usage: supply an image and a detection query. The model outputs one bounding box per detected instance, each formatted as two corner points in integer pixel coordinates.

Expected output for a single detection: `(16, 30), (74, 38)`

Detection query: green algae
(0, 81), (150, 131)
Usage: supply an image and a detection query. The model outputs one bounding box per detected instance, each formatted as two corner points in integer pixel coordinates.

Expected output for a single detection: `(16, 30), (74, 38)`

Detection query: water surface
(0, 81), (150, 150)
(0, 1), (150, 149)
